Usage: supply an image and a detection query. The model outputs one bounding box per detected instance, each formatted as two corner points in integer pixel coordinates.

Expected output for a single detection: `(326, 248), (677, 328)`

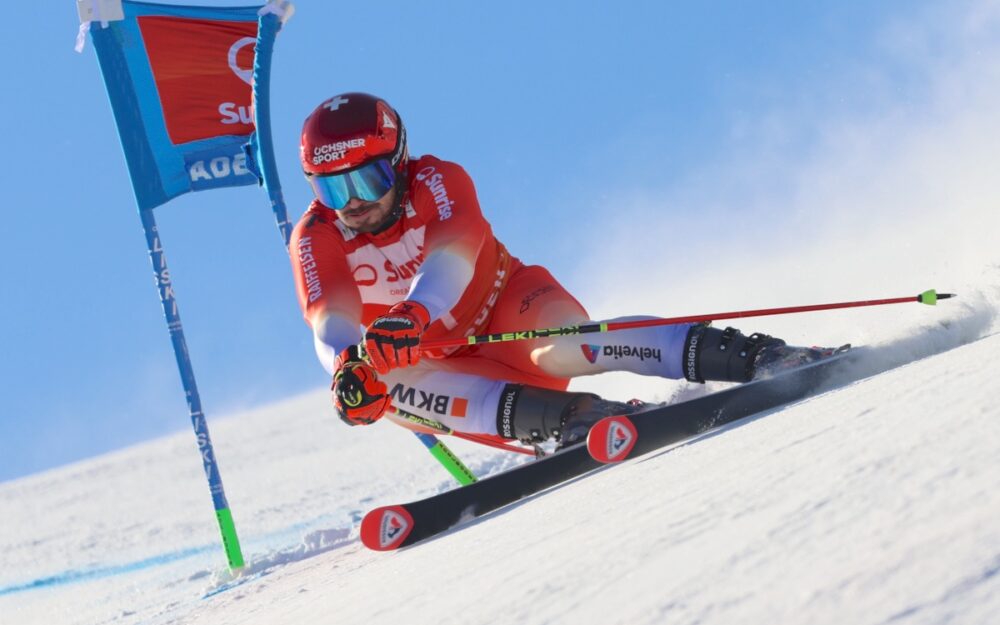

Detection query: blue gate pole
(250, 8), (291, 247)
(139, 207), (244, 570)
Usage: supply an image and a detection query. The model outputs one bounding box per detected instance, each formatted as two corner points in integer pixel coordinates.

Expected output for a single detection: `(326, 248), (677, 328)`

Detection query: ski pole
(387, 408), (537, 456)
(421, 289), (956, 352)
(353, 346), (481, 483)
(407, 429), (479, 485)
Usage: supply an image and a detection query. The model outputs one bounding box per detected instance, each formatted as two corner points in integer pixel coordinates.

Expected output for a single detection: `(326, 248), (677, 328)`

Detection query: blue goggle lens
(309, 160), (396, 210)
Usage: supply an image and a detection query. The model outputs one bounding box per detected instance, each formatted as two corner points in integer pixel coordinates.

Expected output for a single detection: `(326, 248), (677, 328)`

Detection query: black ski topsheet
(587, 348), (859, 463)
(361, 348), (867, 551)
(361, 438), (602, 550)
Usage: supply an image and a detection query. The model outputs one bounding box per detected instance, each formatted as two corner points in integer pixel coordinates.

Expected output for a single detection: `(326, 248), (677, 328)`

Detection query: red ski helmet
(300, 93), (408, 210)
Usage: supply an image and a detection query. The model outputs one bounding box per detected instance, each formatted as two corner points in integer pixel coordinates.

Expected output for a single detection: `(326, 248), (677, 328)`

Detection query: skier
(290, 93), (831, 448)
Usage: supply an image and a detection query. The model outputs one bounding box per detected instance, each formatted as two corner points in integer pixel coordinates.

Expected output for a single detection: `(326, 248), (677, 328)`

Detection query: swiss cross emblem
(323, 95), (350, 111)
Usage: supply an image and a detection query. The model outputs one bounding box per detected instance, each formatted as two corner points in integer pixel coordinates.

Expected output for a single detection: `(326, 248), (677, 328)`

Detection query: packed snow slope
(1, 290), (999, 624)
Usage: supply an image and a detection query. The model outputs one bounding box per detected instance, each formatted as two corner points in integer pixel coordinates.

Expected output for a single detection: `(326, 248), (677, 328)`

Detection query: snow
(2, 291), (999, 625)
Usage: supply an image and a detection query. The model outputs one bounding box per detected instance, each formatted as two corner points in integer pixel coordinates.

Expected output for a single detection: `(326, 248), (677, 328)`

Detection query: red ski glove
(332, 345), (392, 426)
(364, 301), (432, 375)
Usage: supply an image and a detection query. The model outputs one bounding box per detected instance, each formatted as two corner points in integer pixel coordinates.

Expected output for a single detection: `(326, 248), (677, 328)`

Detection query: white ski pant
(381, 317), (692, 436)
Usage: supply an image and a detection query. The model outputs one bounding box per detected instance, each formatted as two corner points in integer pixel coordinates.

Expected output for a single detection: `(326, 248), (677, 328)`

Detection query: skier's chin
(341, 204), (388, 232)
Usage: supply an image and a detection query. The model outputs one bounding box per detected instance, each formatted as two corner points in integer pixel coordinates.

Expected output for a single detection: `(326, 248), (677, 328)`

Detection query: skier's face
(337, 187), (396, 233)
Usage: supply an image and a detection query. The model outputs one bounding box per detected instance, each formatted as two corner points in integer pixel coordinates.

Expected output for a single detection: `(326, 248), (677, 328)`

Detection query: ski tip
(360, 505), (414, 551)
(586, 415), (638, 464)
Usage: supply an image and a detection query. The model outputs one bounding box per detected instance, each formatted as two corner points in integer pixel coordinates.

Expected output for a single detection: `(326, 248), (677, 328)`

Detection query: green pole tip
(216, 508), (245, 570)
(918, 289), (938, 305)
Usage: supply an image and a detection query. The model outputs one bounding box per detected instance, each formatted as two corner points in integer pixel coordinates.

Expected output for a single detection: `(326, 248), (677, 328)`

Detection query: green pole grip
(216, 507), (245, 570)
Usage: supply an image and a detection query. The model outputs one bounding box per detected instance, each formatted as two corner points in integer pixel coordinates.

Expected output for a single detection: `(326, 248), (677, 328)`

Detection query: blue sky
(3, 0), (997, 482)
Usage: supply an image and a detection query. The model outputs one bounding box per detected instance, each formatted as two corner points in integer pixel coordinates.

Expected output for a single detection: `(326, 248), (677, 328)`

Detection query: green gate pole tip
(429, 442), (478, 485)
(918, 289), (938, 305)
(216, 508), (245, 570)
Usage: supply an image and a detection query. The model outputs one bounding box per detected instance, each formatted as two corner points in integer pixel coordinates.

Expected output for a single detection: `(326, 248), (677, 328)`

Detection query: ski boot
(682, 323), (847, 383)
(496, 384), (646, 448)
(752, 343), (851, 379)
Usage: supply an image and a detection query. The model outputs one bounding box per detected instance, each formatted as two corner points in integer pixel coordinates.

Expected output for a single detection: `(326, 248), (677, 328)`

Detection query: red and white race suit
(291, 155), (690, 435)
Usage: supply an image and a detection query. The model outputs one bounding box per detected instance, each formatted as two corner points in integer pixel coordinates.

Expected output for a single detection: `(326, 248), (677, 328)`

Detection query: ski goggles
(307, 159), (397, 210)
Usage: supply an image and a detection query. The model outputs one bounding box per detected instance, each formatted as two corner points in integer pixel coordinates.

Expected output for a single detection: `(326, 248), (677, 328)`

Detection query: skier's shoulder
(409, 154), (471, 179)
(407, 154), (479, 220)
(290, 200), (354, 252)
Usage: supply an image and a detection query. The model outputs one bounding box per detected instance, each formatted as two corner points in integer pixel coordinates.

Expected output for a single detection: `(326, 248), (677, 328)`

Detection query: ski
(360, 439), (602, 550)
(362, 347), (866, 551)
(586, 347), (859, 463)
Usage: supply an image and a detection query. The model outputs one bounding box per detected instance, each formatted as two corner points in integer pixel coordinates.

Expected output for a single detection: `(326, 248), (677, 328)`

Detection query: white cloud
(569, 1), (1000, 401)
